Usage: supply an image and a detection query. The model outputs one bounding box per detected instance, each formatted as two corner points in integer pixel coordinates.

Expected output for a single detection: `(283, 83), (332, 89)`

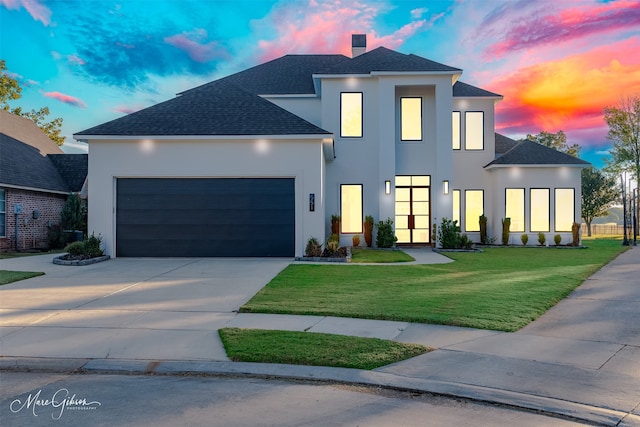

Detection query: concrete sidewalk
(1, 246), (639, 426)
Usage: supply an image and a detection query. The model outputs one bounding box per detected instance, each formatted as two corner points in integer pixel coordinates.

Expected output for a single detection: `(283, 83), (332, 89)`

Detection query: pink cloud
(255, 0), (436, 62)
(113, 104), (144, 115)
(0, 0), (51, 26)
(67, 54), (86, 65)
(164, 28), (228, 63)
(485, 0), (640, 58)
(44, 91), (87, 108)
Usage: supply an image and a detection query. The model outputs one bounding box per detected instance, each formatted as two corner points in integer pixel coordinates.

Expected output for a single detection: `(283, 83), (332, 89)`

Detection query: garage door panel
(116, 178), (294, 257)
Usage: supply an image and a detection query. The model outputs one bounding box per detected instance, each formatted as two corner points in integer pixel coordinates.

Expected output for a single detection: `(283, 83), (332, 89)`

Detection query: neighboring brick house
(0, 110), (88, 251)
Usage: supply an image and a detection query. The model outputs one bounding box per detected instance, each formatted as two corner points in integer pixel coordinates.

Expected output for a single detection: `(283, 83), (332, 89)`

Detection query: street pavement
(0, 246), (638, 426)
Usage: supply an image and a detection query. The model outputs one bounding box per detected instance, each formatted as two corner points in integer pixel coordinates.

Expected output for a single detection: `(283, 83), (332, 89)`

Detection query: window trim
(530, 188), (550, 232)
(452, 111), (461, 150)
(340, 92), (363, 138)
(505, 188), (525, 232)
(400, 97), (422, 141)
(464, 189), (484, 232)
(340, 184), (363, 234)
(464, 111), (484, 151)
(554, 188), (575, 232)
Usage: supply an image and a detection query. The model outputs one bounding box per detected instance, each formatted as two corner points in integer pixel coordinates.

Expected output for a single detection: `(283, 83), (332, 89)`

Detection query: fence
(582, 223), (637, 236)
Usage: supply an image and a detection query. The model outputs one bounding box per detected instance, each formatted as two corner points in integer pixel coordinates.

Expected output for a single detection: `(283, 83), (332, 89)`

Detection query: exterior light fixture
(384, 180), (391, 195)
(443, 180), (449, 195)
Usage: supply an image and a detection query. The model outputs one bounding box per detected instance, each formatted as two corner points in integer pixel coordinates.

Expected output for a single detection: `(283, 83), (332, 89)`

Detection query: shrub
(538, 232), (546, 246)
(331, 214), (341, 235)
(47, 224), (67, 249)
(65, 241), (85, 256)
(375, 218), (397, 248)
(521, 234), (529, 246)
(501, 218), (511, 246)
(554, 234), (562, 246)
(479, 215), (488, 244)
(305, 237), (322, 257)
(61, 193), (87, 233)
(431, 218), (437, 246)
(437, 218), (461, 249)
(352, 235), (360, 247)
(84, 233), (104, 257)
(571, 222), (581, 246)
(326, 233), (340, 252)
(459, 234), (474, 249)
(364, 215), (374, 247)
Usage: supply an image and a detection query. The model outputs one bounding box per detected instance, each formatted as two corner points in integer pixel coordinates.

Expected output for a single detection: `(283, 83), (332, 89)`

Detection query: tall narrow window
(340, 92), (363, 138)
(530, 189), (550, 232)
(555, 188), (574, 232)
(505, 188), (525, 232)
(401, 97), (422, 141)
(452, 189), (461, 225)
(465, 190), (483, 232)
(465, 111), (484, 150)
(0, 189), (5, 237)
(341, 184), (363, 233)
(452, 111), (461, 150)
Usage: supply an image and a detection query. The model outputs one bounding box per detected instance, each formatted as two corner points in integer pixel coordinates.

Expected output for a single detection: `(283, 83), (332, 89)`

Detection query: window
(401, 97), (422, 141)
(555, 188), (574, 232)
(465, 190), (483, 232)
(530, 189), (550, 232)
(341, 184), (363, 233)
(452, 111), (461, 150)
(505, 188), (525, 232)
(452, 189), (460, 225)
(465, 111), (484, 150)
(340, 92), (362, 138)
(0, 189), (5, 237)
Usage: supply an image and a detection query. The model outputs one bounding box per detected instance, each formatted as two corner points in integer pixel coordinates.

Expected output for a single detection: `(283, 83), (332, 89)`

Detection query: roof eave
(74, 134), (333, 141)
(0, 183), (70, 195)
(484, 163), (591, 169)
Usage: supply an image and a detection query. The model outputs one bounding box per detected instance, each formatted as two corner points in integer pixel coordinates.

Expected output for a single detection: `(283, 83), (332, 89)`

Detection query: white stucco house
(75, 35), (589, 258)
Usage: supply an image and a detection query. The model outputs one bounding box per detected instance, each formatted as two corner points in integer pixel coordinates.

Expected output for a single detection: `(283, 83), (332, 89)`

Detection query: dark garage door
(116, 178), (294, 257)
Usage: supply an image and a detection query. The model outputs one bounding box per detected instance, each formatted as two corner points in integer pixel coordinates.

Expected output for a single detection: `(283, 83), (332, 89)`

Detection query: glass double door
(395, 175), (430, 244)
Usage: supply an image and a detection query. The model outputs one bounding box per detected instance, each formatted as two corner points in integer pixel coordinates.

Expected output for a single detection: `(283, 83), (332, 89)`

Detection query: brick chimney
(351, 34), (366, 58)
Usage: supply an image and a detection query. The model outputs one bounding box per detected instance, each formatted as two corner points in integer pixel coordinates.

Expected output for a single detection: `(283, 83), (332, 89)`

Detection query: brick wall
(0, 188), (67, 251)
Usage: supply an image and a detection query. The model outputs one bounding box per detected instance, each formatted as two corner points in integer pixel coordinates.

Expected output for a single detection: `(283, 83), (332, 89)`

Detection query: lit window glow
(401, 97), (422, 141)
(531, 189), (550, 232)
(555, 189), (574, 231)
(452, 189), (460, 225)
(505, 188), (525, 232)
(452, 111), (460, 150)
(341, 93), (362, 138)
(341, 184), (363, 233)
(465, 112), (484, 150)
(465, 190), (483, 232)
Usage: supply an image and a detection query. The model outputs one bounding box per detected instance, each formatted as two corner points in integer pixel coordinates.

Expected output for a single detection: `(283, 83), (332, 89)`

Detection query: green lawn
(0, 270), (44, 285)
(219, 328), (428, 370)
(241, 239), (628, 332)
(350, 248), (415, 263)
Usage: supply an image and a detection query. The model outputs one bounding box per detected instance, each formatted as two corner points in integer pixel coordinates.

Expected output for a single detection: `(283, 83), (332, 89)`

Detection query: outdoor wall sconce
(385, 180), (391, 195)
(443, 180), (449, 195)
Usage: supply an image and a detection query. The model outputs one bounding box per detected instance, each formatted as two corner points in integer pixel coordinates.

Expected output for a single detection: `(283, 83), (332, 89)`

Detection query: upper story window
(340, 92), (363, 138)
(401, 97), (422, 141)
(452, 111), (461, 150)
(465, 111), (484, 150)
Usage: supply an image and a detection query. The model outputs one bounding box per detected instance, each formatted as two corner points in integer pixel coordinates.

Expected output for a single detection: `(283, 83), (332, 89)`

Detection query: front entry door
(395, 175), (430, 244)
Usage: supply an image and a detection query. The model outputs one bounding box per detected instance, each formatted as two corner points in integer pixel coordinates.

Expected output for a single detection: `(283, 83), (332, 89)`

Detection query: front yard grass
(0, 270), (44, 285)
(350, 248), (415, 263)
(241, 239), (628, 332)
(219, 328), (428, 370)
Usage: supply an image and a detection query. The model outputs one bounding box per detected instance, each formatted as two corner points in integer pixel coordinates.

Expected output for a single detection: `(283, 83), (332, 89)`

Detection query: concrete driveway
(0, 254), (290, 361)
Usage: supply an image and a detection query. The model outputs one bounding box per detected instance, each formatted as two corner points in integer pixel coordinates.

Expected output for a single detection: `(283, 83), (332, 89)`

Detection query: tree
(581, 167), (617, 237)
(0, 60), (65, 146)
(526, 130), (581, 157)
(604, 96), (640, 191)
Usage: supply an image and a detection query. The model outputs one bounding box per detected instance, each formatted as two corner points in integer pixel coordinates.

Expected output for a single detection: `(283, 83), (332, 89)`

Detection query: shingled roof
(486, 138), (590, 167)
(495, 133), (520, 155)
(1, 111), (88, 194)
(454, 81), (501, 98)
(76, 79), (331, 137)
(319, 47), (461, 74)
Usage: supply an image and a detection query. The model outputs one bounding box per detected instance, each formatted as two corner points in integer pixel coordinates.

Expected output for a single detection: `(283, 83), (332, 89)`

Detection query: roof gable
(76, 80), (331, 137)
(495, 133), (519, 155)
(320, 47), (461, 75)
(486, 139), (590, 167)
(454, 81), (502, 98)
(0, 110), (63, 155)
(48, 154), (88, 192)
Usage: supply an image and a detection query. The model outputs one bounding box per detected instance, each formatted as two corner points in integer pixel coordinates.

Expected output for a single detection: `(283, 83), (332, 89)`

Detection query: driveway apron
(0, 255), (290, 361)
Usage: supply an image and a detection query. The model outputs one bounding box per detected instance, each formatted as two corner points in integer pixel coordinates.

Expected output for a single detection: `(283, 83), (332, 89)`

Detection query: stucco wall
(88, 138), (326, 257)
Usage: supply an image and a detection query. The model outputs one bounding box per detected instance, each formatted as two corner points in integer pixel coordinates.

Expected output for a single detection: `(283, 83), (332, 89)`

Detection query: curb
(0, 357), (630, 426)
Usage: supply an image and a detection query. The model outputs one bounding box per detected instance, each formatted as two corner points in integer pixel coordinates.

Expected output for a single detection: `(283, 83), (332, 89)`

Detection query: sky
(1, 0), (639, 168)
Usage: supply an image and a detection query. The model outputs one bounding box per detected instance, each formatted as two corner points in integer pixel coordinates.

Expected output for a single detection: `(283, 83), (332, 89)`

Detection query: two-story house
(75, 35), (588, 258)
